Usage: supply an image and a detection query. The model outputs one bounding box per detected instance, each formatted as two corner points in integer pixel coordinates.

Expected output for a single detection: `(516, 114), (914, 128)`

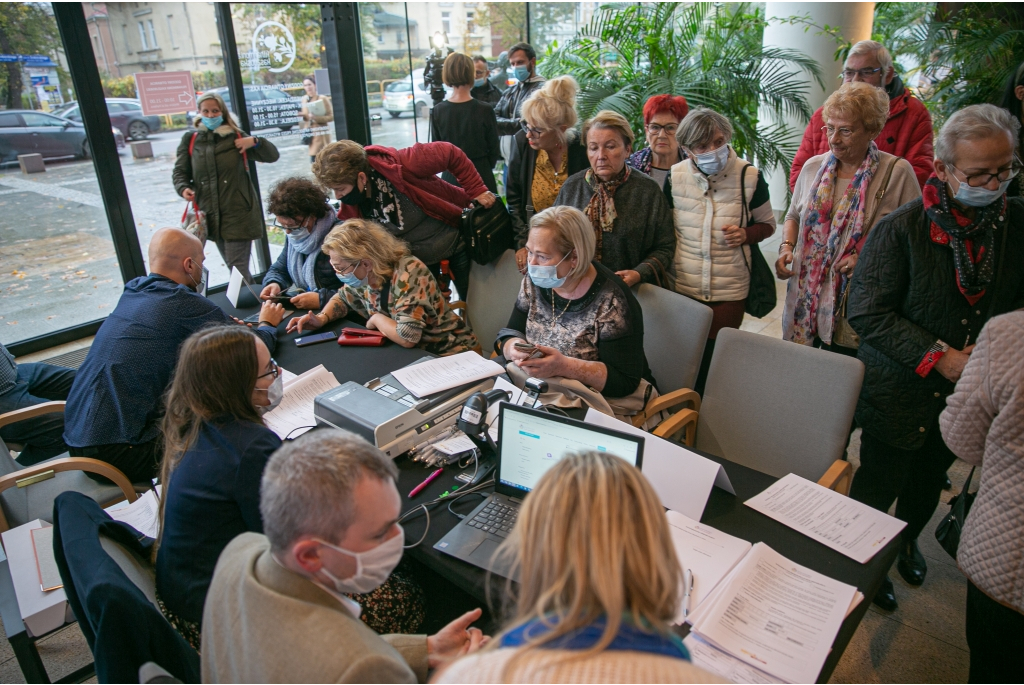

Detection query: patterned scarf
(922, 175), (1003, 305)
(584, 166), (630, 262)
(786, 144), (879, 345)
(363, 170), (404, 229)
(627, 146), (686, 175)
(286, 205), (337, 291)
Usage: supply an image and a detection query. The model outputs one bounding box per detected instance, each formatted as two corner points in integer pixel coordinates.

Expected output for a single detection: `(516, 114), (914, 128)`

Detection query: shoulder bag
(461, 196), (514, 265)
(738, 163), (777, 318)
(833, 156), (897, 349)
(935, 467), (976, 558)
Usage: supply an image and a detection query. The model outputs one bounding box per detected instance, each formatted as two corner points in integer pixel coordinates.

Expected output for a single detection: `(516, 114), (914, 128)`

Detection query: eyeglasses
(948, 162), (1022, 188)
(521, 122), (548, 136)
(821, 125), (857, 140)
(646, 123), (678, 136)
(331, 260), (358, 276)
(272, 216), (306, 230)
(257, 359), (280, 380)
(842, 67), (883, 80)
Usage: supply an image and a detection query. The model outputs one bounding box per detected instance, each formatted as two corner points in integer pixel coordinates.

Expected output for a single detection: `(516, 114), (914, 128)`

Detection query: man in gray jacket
(202, 430), (487, 683)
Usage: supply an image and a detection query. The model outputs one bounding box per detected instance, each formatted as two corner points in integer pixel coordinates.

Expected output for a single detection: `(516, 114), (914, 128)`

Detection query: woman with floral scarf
(778, 82), (920, 352)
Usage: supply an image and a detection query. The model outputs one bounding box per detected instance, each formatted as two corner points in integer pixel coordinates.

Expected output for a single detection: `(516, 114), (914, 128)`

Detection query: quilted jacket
(789, 76), (934, 191)
(848, 197), (1024, 450)
(939, 310), (1024, 615)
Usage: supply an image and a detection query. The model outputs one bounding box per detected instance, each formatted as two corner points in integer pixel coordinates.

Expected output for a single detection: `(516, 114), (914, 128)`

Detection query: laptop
(434, 402), (645, 580)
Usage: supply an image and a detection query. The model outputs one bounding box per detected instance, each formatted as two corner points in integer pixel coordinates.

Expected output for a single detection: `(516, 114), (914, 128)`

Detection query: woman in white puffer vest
(664, 108), (776, 393)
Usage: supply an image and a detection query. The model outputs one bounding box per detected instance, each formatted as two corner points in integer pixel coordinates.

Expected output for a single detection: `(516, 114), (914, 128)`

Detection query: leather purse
(935, 467), (976, 559)
(337, 328), (386, 347)
(460, 197), (514, 265)
(737, 163), (777, 319)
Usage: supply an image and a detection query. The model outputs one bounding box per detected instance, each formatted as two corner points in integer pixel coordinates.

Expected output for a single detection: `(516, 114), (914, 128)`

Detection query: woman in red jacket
(312, 140), (495, 301)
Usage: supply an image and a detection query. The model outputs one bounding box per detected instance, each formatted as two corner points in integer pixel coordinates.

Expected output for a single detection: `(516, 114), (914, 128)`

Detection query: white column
(761, 2), (875, 212)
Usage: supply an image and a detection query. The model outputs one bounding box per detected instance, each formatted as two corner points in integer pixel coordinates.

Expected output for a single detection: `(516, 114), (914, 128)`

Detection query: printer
(313, 357), (495, 458)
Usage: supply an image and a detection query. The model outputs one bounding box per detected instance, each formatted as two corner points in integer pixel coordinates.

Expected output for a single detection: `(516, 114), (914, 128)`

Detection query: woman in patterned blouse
(287, 219), (479, 356)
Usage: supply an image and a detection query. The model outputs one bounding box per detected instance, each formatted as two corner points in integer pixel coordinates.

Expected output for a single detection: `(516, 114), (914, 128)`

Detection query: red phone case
(337, 328), (386, 346)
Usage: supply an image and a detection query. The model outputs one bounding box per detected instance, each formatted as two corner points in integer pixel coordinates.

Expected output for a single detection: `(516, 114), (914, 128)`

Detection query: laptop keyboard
(467, 500), (518, 538)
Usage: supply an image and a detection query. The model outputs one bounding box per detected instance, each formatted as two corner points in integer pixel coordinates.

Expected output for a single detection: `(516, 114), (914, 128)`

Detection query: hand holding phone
(513, 341), (544, 359)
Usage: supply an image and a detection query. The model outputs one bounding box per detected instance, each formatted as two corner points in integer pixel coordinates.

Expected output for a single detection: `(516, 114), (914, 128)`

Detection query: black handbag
(460, 197), (514, 265)
(301, 134), (314, 146)
(935, 467), (976, 559)
(738, 163), (777, 318)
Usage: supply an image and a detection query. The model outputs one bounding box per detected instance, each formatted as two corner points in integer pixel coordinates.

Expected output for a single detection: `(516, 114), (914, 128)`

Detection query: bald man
(63, 228), (285, 483)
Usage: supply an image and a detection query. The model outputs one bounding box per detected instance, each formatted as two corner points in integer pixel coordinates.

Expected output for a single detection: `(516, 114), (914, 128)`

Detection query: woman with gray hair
(845, 103), (1024, 612)
(497, 206), (655, 402)
(778, 81), (920, 353)
(663, 107), (777, 393)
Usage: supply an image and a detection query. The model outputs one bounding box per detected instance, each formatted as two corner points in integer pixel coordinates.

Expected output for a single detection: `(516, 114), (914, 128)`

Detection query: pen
(682, 568), (693, 619)
(408, 468), (444, 498)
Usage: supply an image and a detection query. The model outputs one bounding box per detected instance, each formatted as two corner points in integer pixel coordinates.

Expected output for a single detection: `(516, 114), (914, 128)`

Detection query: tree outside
(0, 2), (64, 110)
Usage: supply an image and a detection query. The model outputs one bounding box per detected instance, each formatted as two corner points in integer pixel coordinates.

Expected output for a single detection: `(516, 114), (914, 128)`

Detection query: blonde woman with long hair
(436, 451), (722, 683)
(172, 91), (280, 282)
(288, 218), (478, 355)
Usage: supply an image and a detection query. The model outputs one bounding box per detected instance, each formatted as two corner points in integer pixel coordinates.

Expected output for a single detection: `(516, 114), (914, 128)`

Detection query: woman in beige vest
(664, 108), (776, 393)
(299, 75), (334, 164)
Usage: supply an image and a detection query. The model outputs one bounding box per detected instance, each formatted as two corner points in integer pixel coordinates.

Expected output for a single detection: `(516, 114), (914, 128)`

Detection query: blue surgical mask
(694, 144), (730, 176)
(474, 78), (487, 89)
(513, 65), (531, 82)
(336, 267), (368, 288)
(952, 178), (1011, 208)
(528, 252), (571, 289)
(201, 115), (224, 130)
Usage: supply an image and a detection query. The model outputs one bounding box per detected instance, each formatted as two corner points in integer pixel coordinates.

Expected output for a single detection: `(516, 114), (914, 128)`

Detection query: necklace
(551, 289), (573, 327)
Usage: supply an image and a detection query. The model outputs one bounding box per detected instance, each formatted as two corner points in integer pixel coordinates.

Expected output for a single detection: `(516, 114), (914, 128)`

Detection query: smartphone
(295, 331), (337, 347)
(267, 294), (294, 304)
(513, 341), (544, 359)
(242, 312), (263, 324)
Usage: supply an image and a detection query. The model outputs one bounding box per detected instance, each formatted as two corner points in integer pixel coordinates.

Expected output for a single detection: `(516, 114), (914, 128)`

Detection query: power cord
(399, 476), (496, 548)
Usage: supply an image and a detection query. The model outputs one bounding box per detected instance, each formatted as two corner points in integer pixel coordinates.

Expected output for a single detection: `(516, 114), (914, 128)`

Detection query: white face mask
(694, 144), (730, 176)
(316, 525), (405, 595)
(256, 374), (283, 415)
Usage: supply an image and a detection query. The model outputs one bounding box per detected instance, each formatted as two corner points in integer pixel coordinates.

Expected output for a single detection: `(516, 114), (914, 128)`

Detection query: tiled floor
(0, 235), (970, 683)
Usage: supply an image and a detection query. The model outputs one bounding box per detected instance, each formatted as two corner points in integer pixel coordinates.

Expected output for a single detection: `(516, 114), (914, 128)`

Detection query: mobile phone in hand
(295, 331), (337, 347)
(513, 341), (544, 359)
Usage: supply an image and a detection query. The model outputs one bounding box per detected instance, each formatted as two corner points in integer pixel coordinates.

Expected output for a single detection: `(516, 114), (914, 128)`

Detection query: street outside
(0, 107), (428, 345)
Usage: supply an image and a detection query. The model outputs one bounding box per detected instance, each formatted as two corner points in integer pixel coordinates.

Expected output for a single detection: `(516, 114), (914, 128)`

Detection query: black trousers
(849, 418), (957, 541)
(427, 247), (472, 304)
(70, 437), (162, 484)
(966, 580), (1024, 683)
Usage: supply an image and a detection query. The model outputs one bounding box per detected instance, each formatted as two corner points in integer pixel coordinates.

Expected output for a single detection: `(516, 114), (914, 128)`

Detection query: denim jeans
(0, 363), (77, 464)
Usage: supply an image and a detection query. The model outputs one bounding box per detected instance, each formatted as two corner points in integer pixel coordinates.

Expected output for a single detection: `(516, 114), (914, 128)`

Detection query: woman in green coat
(173, 92), (280, 282)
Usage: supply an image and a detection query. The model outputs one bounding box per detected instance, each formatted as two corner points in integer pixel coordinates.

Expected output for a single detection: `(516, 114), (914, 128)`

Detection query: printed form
(262, 364), (341, 439)
(745, 473), (906, 563)
(390, 352), (504, 398)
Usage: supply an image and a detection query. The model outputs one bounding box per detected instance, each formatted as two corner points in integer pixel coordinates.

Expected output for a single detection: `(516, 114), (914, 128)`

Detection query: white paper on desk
(666, 510), (752, 623)
(106, 489), (162, 539)
(262, 364), (340, 439)
(390, 351), (503, 398)
(226, 266), (244, 307)
(689, 542), (857, 685)
(583, 409), (733, 520)
(684, 633), (785, 684)
(428, 377), (524, 455)
(745, 473), (907, 564)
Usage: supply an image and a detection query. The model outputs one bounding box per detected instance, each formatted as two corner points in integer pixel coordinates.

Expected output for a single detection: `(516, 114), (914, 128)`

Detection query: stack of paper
(685, 542), (859, 684)
(666, 510), (751, 623)
(744, 473), (907, 563)
(107, 488), (162, 539)
(262, 364), (341, 439)
(390, 351), (504, 398)
(417, 377), (526, 456)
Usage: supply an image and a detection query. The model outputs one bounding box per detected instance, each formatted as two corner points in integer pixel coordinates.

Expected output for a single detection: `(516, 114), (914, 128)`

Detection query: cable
(448, 491), (488, 519)
(537, 404), (570, 417)
(399, 476), (496, 548)
(284, 425), (316, 440)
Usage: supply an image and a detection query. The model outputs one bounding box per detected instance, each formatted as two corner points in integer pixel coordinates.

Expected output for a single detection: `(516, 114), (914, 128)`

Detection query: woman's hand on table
(260, 283), (282, 300)
(287, 311), (325, 334)
(289, 291), (321, 309)
(515, 344), (568, 377)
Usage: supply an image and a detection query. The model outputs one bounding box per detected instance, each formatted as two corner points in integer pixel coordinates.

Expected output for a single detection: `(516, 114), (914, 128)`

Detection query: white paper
(226, 266), (244, 307)
(684, 634), (785, 684)
(690, 542), (857, 685)
(424, 377), (524, 455)
(584, 408), (733, 520)
(390, 351), (503, 398)
(666, 510), (752, 623)
(107, 489), (161, 539)
(263, 364), (341, 439)
(745, 473), (906, 564)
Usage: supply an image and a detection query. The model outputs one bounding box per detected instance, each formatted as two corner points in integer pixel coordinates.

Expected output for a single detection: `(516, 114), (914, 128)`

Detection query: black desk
(215, 292), (896, 683)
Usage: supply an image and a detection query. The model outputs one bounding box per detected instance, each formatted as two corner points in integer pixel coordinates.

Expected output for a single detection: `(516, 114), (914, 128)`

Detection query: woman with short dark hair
(260, 177), (341, 311)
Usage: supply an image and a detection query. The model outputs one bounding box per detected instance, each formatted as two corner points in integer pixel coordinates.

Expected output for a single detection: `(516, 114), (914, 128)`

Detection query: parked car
(53, 98), (161, 141)
(0, 110), (125, 165)
(384, 69), (431, 118)
(187, 86), (300, 132)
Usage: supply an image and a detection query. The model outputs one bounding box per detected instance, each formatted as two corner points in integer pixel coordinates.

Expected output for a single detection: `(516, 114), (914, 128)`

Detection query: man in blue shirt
(63, 228), (285, 483)
(0, 343), (77, 464)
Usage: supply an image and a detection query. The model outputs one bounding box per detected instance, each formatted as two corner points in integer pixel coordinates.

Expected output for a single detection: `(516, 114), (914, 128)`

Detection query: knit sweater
(555, 169), (676, 287)
(940, 311), (1024, 615)
(435, 647), (726, 684)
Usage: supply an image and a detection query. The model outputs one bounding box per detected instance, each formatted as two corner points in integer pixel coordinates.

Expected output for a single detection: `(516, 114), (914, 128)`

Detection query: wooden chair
(0, 401), (138, 534)
(653, 328), (863, 495)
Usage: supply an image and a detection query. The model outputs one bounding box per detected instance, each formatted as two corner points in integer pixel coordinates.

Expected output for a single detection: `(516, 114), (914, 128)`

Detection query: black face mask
(339, 181), (365, 206)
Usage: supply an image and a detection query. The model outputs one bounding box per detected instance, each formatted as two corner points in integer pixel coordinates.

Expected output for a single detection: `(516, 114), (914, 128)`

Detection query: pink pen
(408, 468), (444, 498)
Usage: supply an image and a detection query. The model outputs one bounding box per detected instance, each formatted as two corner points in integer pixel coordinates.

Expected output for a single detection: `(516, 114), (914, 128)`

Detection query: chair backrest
(696, 328), (864, 481)
(634, 284), (713, 393)
(466, 249), (524, 353)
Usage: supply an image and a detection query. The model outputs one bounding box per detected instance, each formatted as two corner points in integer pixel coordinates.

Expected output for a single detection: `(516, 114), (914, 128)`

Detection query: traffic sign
(135, 71), (196, 116)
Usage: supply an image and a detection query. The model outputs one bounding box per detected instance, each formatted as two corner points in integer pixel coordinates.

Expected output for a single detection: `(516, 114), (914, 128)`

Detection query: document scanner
(313, 357), (495, 458)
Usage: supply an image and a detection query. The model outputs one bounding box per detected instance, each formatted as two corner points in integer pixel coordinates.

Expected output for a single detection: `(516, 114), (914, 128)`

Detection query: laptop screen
(496, 403), (644, 496)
